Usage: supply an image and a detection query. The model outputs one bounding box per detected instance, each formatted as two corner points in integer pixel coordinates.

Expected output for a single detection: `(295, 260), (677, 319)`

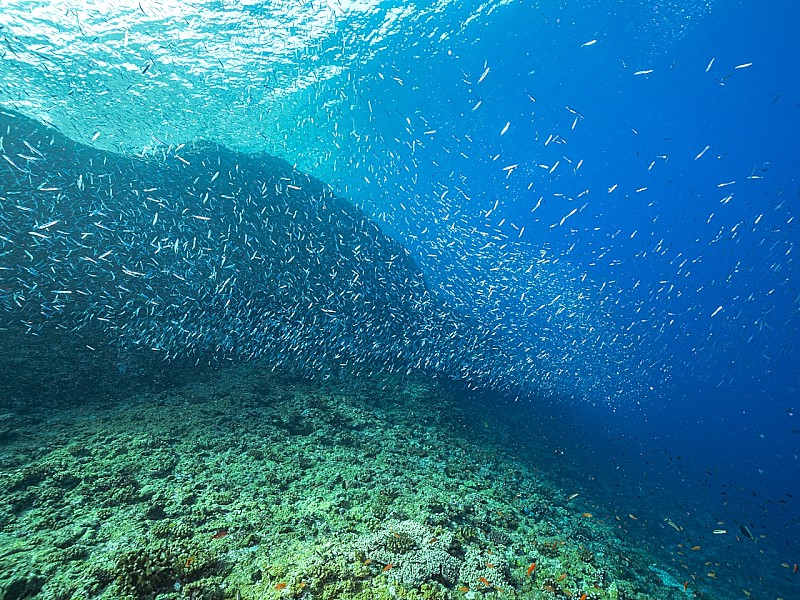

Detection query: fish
(739, 524), (756, 541)
(695, 145), (710, 160)
(0, 107), (640, 406)
(0, 110), (479, 386)
(664, 518), (681, 532)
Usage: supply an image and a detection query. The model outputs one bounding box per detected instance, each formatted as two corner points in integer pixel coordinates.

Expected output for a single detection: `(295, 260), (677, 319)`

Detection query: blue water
(2, 0), (799, 597)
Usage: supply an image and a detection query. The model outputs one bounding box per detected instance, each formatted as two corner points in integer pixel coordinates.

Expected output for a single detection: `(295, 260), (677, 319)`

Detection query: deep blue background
(502, 0), (800, 508)
(498, 0), (800, 594)
(387, 0), (800, 595)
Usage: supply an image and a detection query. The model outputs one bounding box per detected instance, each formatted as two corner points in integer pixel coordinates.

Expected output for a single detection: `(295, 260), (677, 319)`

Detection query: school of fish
(0, 109), (569, 397)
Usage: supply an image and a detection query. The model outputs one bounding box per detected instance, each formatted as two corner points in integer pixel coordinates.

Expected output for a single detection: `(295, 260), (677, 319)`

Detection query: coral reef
(0, 366), (701, 600)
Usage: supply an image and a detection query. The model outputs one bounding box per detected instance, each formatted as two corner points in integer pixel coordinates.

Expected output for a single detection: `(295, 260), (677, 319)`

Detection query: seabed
(0, 359), (695, 600)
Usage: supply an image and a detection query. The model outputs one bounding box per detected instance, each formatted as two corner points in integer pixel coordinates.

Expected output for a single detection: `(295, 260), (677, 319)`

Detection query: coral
(454, 525), (479, 544)
(369, 490), (397, 520)
(180, 576), (225, 599)
(51, 523), (88, 549)
(393, 548), (461, 587)
(458, 546), (513, 591)
(386, 530), (418, 554)
(0, 367), (706, 600)
(356, 520), (461, 587)
(114, 543), (181, 598)
(113, 537), (227, 600)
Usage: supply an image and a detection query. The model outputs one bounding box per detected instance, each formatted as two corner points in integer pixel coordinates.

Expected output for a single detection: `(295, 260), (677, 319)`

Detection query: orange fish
(458, 586), (470, 593)
(580, 594), (588, 600)
(184, 556), (195, 569)
(690, 545), (701, 551)
(527, 562), (537, 576)
(794, 564), (799, 573)
(683, 581), (689, 591)
(382, 563), (394, 572)
(582, 512), (593, 518)
(211, 529), (228, 540)
(478, 576), (491, 586)
(274, 583), (287, 590)
(558, 573), (568, 582)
